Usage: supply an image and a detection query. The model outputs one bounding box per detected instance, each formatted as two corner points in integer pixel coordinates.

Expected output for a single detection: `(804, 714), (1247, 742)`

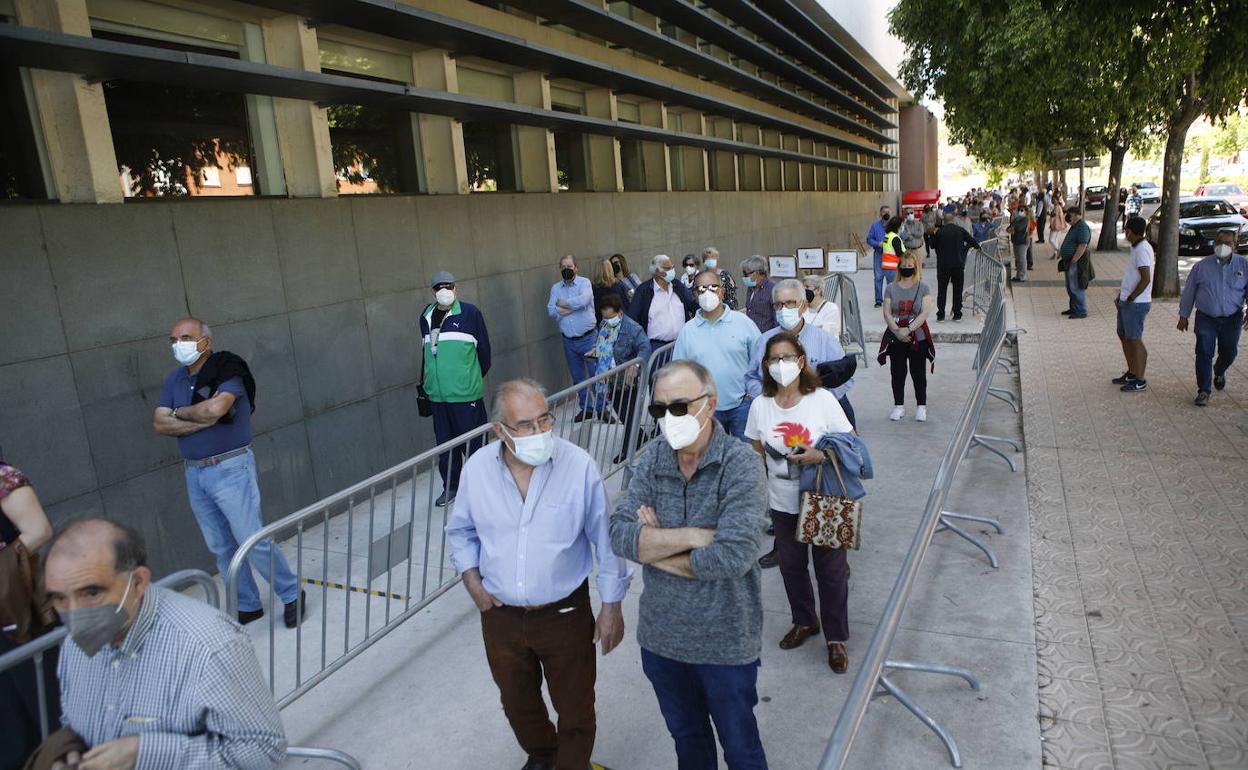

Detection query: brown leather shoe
(828, 642), (848, 674)
(779, 624), (819, 650)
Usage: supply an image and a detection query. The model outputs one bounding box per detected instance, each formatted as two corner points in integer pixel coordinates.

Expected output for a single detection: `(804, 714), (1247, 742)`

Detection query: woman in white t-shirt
(801, 275), (841, 339)
(745, 331), (855, 673)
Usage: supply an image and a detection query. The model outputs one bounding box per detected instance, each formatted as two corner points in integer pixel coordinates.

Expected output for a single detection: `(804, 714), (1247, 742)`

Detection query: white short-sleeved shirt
(1121, 240), (1155, 303)
(745, 388), (853, 513)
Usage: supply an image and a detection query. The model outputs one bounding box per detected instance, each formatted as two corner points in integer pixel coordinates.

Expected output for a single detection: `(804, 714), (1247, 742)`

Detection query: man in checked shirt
(42, 519), (285, 770)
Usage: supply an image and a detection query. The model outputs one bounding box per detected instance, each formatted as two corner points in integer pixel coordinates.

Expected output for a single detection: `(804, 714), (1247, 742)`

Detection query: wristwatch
(171, 407), (181, 420)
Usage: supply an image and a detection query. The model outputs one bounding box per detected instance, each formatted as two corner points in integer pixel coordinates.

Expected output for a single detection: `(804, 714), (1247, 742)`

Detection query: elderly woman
(740, 254), (776, 333)
(701, 247), (738, 309)
(587, 292), (650, 456)
(801, 275), (841, 339)
(679, 253), (701, 291)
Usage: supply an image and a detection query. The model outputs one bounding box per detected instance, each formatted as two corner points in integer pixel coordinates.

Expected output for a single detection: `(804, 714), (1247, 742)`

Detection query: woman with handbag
(0, 461), (59, 770)
(881, 253), (935, 422)
(744, 332), (855, 673)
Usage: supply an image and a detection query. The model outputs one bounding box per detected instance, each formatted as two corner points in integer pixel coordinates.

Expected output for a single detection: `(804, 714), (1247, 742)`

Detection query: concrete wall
(0, 190), (886, 574)
(899, 104), (939, 192)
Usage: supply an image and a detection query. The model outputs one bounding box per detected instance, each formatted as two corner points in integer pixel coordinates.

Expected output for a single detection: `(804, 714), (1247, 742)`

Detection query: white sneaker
(915, 406), (927, 422)
(889, 406), (905, 421)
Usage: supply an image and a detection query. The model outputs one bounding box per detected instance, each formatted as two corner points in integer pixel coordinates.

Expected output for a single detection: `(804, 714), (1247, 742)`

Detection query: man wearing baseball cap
(421, 271), (492, 506)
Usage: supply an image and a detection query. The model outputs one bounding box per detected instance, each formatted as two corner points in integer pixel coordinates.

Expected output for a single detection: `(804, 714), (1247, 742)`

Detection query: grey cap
(431, 271), (456, 287)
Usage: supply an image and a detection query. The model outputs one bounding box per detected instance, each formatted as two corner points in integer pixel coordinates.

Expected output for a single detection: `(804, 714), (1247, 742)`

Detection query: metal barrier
(822, 272), (868, 366)
(819, 275), (1020, 769)
(224, 352), (663, 713)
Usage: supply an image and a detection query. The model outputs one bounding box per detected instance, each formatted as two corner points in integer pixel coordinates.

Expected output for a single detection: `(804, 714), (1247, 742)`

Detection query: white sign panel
(796, 246), (825, 270)
(768, 255), (797, 278)
(826, 250), (858, 274)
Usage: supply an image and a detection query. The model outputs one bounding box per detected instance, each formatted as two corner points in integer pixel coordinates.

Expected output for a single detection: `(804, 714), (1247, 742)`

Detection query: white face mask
(684, 265), (697, 276)
(768, 360), (801, 387)
(503, 427), (554, 466)
(660, 400), (708, 451)
(1214, 244), (1233, 259)
(697, 291), (721, 313)
(604, 315), (622, 327)
(704, 258), (717, 269)
(172, 340), (202, 366)
(662, 268), (677, 283)
(435, 288), (455, 308)
(776, 307), (802, 330)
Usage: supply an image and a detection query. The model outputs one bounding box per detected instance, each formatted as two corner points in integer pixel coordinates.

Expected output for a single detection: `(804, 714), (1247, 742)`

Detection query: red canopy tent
(901, 189), (941, 213)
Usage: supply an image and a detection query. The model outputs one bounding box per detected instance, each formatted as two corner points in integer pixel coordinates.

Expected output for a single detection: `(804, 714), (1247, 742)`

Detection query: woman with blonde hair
(591, 257), (628, 322)
(880, 252), (935, 422)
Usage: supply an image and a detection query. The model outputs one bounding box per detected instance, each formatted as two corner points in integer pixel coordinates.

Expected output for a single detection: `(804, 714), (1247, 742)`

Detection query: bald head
(47, 519), (147, 573)
(44, 519), (150, 623)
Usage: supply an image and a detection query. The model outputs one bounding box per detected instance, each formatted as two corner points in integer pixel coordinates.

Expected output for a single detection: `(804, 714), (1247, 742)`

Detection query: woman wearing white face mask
(744, 333), (855, 672)
(586, 294), (650, 449)
(680, 253), (701, 291)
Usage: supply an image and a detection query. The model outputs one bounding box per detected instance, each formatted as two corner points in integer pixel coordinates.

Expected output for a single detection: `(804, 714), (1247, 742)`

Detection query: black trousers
(1035, 212), (1047, 241)
(936, 265), (964, 317)
(431, 400), (488, 493)
(771, 510), (849, 642)
(889, 341), (928, 406)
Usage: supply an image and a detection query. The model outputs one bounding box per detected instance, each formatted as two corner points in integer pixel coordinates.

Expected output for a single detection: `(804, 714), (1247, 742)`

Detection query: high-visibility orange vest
(882, 232), (905, 270)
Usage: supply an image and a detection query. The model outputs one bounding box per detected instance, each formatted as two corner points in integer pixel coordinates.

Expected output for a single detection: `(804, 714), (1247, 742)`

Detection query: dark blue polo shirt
(158, 368), (251, 461)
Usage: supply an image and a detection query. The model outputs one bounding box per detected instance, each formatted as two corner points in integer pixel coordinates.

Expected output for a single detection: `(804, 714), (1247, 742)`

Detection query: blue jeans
(561, 333), (596, 410)
(1194, 310), (1243, 393)
(1065, 261), (1087, 316)
(872, 250), (894, 304)
(185, 449), (298, 612)
(715, 398), (752, 441)
(641, 648), (768, 770)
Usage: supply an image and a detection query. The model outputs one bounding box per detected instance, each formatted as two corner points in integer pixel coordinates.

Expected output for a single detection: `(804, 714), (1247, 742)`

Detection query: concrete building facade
(899, 103), (939, 192)
(0, 0), (906, 573)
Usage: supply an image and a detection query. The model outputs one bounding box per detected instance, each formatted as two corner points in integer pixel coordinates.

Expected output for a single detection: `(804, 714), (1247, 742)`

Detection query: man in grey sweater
(610, 360), (769, 769)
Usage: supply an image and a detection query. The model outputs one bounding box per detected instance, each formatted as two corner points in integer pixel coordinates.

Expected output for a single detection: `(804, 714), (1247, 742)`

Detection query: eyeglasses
(764, 353), (802, 365)
(772, 299), (802, 310)
(694, 284), (721, 294)
(502, 413), (555, 436)
(647, 393), (709, 419)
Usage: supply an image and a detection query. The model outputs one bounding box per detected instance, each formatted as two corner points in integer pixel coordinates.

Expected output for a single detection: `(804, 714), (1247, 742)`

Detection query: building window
(551, 104), (589, 192)
(0, 67), (47, 199)
(463, 121), (518, 192)
(620, 137), (645, 192)
(94, 33), (258, 198)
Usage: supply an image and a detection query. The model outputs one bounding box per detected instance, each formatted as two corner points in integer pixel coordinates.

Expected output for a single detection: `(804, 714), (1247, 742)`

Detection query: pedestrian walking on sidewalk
(745, 332), (857, 673)
(1177, 227), (1248, 406)
(446, 379), (633, 770)
(1059, 207), (1093, 318)
(880, 254), (935, 422)
(1114, 217), (1155, 392)
(610, 360), (769, 770)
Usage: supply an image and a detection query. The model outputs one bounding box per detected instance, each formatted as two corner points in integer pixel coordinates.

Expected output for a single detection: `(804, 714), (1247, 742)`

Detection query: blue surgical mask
(704, 258), (717, 269)
(663, 268), (677, 283)
(777, 307), (801, 330)
(743, 276), (757, 288)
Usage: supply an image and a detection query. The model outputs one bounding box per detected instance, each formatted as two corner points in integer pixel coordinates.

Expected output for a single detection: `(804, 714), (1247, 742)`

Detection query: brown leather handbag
(0, 540), (54, 643)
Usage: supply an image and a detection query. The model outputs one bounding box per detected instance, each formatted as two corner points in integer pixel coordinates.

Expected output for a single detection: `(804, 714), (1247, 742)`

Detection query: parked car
(1146, 197), (1248, 256)
(1193, 183), (1248, 216)
(1081, 185), (1108, 209)
(1133, 181), (1161, 203)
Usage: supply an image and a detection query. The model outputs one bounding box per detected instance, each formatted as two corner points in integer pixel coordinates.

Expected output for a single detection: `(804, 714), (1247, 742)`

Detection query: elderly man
(42, 519), (285, 770)
(547, 255), (597, 421)
(422, 271), (491, 507)
(153, 318), (303, 628)
(609, 360), (768, 770)
(1059, 206), (1093, 319)
(866, 204), (892, 307)
(1177, 227), (1248, 406)
(739, 255), (776, 333)
(626, 254), (697, 350)
(673, 269), (762, 441)
(446, 379), (632, 770)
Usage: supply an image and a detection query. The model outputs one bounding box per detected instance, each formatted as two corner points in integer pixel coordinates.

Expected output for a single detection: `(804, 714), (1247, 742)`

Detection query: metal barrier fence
(225, 349), (672, 712)
(822, 272), (868, 366)
(962, 217), (1009, 316)
(819, 275), (1019, 769)
(0, 569), (360, 769)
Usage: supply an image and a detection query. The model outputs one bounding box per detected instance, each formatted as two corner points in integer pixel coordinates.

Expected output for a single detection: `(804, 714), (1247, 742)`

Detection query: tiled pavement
(1013, 234), (1248, 769)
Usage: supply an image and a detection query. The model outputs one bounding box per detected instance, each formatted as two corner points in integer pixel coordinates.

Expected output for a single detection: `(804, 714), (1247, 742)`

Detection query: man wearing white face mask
(43, 519), (286, 770)
(421, 271), (492, 507)
(673, 269), (761, 440)
(446, 379), (631, 770)
(609, 360), (768, 769)
(154, 318), (303, 628)
(1177, 227), (1248, 406)
(625, 254), (697, 350)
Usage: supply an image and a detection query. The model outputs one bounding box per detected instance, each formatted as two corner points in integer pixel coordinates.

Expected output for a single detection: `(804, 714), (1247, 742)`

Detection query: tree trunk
(1155, 77), (1205, 298)
(1097, 143), (1128, 251)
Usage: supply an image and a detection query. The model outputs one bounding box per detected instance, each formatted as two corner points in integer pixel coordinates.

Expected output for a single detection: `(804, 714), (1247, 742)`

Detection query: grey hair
(701, 246), (719, 261)
(772, 278), (805, 302)
(559, 254), (578, 267)
(649, 254), (672, 274)
(653, 359), (718, 399)
(491, 378), (548, 423)
(198, 321), (212, 338)
(740, 255), (766, 275)
(693, 268), (721, 286)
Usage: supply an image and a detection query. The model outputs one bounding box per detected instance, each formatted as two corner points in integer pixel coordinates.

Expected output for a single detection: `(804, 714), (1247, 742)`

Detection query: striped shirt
(59, 586), (286, 769)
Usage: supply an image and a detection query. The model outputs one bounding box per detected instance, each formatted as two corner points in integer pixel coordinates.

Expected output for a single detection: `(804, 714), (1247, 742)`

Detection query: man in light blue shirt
(673, 269), (761, 440)
(1177, 227), (1248, 405)
(547, 255), (597, 420)
(446, 378), (632, 770)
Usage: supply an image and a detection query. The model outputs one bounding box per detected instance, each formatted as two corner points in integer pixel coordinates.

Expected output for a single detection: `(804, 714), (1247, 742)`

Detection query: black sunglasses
(648, 393), (708, 419)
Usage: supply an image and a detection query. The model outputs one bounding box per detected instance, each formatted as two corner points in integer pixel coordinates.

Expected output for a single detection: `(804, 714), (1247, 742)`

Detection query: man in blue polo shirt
(673, 269), (761, 440)
(153, 318), (303, 628)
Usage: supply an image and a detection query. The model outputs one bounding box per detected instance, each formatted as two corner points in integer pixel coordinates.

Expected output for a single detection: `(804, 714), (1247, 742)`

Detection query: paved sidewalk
(1014, 234), (1248, 769)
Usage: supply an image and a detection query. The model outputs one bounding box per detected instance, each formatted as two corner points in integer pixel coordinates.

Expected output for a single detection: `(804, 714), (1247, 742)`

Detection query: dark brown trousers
(771, 509), (850, 642)
(481, 580), (596, 770)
